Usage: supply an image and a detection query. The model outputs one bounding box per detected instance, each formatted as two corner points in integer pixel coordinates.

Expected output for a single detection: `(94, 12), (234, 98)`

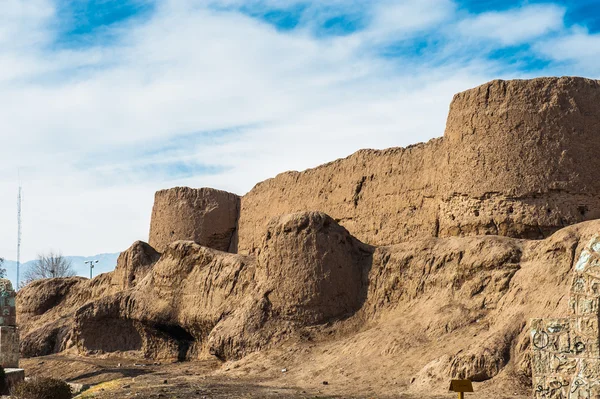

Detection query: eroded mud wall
(237, 77), (600, 254)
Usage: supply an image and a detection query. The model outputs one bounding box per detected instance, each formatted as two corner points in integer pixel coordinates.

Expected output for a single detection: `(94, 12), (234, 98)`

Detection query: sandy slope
(17, 216), (600, 397)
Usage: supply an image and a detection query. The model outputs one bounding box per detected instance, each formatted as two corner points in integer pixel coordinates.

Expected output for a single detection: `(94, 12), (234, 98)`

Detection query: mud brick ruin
(16, 77), (600, 398)
(531, 236), (600, 398)
(0, 279), (18, 368)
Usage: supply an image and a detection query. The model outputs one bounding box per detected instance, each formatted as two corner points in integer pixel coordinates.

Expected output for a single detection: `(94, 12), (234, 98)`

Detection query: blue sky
(1, 0), (600, 263)
(40, 1), (600, 73)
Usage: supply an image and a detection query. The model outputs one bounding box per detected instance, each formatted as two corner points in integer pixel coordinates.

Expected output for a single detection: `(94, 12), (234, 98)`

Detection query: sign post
(449, 379), (473, 399)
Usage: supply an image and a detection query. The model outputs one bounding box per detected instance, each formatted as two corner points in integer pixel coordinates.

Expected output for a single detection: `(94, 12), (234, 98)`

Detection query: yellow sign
(449, 379), (473, 398)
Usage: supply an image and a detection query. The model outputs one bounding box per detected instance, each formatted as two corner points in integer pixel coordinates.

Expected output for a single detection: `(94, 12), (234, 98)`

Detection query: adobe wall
(149, 187), (240, 253)
(236, 77), (600, 254)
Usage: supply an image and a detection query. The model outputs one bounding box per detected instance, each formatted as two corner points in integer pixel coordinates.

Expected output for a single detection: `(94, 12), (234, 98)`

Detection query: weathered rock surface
(16, 214), (600, 396)
(149, 187), (240, 253)
(238, 77), (600, 254)
(17, 241), (158, 357)
(27, 212), (369, 362)
(111, 241), (160, 290)
(207, 211), (373, 360)
(222, 220), (598, 398)
(257, 212), (372, 324)
(74, 241), (253, 359)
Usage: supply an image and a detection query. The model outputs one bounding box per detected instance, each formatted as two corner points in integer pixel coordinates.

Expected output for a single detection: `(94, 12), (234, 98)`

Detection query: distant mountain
(2, 252), (120, 288)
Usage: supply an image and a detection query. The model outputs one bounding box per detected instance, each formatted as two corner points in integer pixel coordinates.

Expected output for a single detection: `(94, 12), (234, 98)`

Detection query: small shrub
(12, 377), (72, 399)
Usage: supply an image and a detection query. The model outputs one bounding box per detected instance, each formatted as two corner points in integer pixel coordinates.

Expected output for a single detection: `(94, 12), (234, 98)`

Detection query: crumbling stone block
(0, 284), (16, 327)
(0, 327), (19, 368)
(149, 187), (240, 253)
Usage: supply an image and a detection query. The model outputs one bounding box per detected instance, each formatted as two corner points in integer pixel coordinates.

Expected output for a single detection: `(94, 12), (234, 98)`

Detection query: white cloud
(0, 0), (54, 49)
(366, 0), (455, 42)
(457, 4), (565, 45)
(1, 0), (578, 265)
(534, 27), (600, 71)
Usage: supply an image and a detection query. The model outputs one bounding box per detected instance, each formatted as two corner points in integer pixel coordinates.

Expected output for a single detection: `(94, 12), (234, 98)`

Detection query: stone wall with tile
(531, 236), (600, 398)
(0, 279), (19, 368)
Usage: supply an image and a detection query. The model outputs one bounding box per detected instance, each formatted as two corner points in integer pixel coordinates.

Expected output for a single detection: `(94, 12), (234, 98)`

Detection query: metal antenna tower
(16, 176), (22, 289)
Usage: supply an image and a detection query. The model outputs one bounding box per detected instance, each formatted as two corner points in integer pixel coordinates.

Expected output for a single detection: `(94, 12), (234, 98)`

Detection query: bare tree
(23, 252), (75, 283)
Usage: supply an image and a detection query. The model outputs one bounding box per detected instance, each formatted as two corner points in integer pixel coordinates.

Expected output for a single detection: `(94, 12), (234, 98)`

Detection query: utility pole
(85, 260), (98, 279)
(16, 183), (22, 289)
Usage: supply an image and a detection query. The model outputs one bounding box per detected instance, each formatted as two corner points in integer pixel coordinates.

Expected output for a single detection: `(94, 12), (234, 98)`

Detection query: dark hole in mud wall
(79, 318), (143, 353)
(153, 323), (195, 361)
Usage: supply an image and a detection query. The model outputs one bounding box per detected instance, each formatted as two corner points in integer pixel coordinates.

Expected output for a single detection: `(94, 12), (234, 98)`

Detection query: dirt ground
(20, 355), (529, 399)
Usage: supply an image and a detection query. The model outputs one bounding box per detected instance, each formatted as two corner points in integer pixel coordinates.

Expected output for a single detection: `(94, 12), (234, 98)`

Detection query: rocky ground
(19, 214), (594, 399)
(20, 354), (528, 399)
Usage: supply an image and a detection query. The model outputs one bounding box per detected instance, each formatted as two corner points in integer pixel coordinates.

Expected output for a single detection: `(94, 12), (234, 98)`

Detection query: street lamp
(85, 260), (98, 279)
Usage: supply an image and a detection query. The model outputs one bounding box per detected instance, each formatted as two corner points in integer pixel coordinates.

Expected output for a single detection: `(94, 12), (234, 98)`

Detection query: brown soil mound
(219, 221), (596, 398)
(17, 214), (600, 396)
(20, 212), (372, 361)
(256, 212), (372, 324)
